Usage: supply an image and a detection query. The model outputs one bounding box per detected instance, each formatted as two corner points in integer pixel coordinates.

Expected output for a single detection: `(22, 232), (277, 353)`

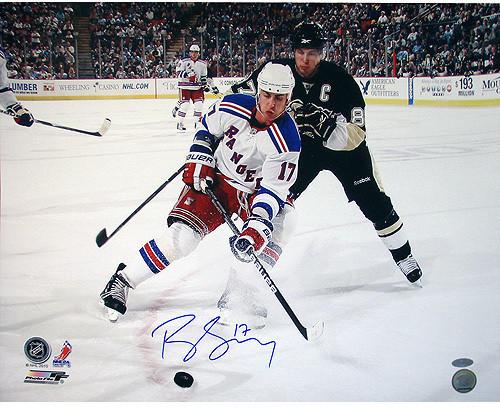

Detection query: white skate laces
(100, 272), (131, 322)
(397, 254), (423, 285)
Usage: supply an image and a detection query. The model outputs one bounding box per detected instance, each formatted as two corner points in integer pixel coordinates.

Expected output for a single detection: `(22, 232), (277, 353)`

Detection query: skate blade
(411, 278), (423, 288)
(100, 300), (120, 322)
(106, 308), (120, 322)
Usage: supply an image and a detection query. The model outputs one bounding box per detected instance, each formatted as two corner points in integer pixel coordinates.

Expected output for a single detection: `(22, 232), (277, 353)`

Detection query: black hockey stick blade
(96, 228), (109, 247)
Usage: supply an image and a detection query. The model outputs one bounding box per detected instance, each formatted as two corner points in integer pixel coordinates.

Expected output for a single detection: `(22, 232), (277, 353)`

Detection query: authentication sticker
(452, 369), (477, 393)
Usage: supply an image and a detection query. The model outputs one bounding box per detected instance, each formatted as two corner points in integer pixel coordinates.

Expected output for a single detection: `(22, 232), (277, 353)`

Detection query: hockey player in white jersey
(100, 63), (300, 323)
(172, 44), (219, 131)
(0, 48), (34, 127)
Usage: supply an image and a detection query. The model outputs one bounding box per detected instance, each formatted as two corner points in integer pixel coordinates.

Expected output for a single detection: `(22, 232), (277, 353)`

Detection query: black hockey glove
(202, 76), (219, 94)
(203, 85), (219, 94)
(6, 103), (34, 127)
(294, 103), (338, 142)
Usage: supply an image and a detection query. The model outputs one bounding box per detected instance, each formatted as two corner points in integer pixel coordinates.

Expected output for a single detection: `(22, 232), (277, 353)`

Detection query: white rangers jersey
(0, 48), (17, 108)
(191, 93), (301, 221)
(176, 57), (208, 91)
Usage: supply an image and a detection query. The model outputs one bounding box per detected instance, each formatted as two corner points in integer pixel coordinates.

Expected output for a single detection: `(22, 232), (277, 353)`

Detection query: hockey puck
(174, 371), (194, 388)
(452, 369), (477, 393)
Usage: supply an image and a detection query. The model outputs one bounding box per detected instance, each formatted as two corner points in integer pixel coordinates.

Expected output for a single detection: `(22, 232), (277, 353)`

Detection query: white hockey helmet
(257, 63), (295, 100)
(189, 44), (200, 53)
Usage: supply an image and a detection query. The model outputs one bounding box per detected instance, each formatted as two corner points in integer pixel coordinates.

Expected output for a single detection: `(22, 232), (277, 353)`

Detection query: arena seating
(2, 3), (498, 79)
(0, 2), (77, 79)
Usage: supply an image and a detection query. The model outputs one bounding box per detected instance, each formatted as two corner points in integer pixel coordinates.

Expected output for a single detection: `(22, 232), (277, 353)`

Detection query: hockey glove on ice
(183, 151), (215, 193)
(294, 102), (337, 142)
(7, 103), (34, 127)
(230, 216), (273, 262)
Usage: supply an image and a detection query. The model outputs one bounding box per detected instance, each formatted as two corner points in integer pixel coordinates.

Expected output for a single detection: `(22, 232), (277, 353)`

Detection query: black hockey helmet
(291, 22), (326, 50)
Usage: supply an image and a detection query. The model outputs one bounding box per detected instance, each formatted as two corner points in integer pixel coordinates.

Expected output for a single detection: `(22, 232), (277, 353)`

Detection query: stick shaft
(1, 108), (104, 136)
(206, 188), (309, 339)
(35, 119), (102, 136)
(96, 165), (185, 246)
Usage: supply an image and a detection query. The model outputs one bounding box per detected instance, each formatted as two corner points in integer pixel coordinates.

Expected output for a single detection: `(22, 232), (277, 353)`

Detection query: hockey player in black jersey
(217, 21), (422, 328)
(230, 22), (422, 285)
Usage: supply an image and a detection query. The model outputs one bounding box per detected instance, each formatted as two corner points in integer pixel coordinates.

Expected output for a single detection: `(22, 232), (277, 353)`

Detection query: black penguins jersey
(231, 58), (367, 149)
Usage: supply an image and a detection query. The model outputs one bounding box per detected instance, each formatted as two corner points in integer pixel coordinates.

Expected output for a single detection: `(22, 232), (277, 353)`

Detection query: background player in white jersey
(172, 44), (219, 131)
(100, 63), (300, 323)
(0, 48), (34, 127)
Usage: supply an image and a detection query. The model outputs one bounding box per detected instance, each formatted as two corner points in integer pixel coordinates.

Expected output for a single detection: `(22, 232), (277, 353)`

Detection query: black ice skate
(100, 264), (132, 322)
(176, 122), (186, 131)
(397, 254), (423, 286)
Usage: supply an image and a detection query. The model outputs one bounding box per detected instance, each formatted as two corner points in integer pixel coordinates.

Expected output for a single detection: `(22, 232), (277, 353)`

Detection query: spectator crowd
(187, 3), (499, 78)
(1, 2), (498, 80)
(88, 2), (195, 78)
(0, 2), (77, 79)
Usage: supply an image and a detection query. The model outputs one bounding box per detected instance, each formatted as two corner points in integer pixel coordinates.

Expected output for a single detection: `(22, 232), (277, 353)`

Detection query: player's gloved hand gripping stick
(206, 187), (325, 341)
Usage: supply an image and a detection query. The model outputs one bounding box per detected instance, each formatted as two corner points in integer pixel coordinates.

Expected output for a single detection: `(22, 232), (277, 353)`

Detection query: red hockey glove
(183, 151), (215, 193)
(7, 103), (34, 127)
(230, 216), (273, 262)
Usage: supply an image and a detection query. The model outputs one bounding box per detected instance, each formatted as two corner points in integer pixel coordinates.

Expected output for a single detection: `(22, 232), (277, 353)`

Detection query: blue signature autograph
(151, 314), (277, 367)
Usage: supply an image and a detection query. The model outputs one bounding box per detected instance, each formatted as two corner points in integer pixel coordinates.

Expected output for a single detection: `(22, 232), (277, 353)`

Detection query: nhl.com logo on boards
(23, 337), (72, 385)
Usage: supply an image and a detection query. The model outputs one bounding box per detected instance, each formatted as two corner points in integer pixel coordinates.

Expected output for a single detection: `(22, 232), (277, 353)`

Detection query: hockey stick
(96, 164), (185, 247)
(0, 108), (111, 137)
(206, 188), (324, 341)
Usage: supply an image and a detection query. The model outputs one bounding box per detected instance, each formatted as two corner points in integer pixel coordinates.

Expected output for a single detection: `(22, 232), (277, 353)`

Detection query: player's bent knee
(156, 222), (201, 261)
(351, 186), (394, 224)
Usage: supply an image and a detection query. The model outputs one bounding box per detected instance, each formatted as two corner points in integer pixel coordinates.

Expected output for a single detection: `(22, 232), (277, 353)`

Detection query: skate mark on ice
(151, 314), (277, 368)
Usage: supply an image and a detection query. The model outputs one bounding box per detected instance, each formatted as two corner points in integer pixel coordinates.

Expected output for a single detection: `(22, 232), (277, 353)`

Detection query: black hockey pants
(290, 139), (394, 225)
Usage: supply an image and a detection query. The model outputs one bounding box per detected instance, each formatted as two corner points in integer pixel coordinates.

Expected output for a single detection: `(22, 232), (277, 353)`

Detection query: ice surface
(1, 99), (499, 402)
